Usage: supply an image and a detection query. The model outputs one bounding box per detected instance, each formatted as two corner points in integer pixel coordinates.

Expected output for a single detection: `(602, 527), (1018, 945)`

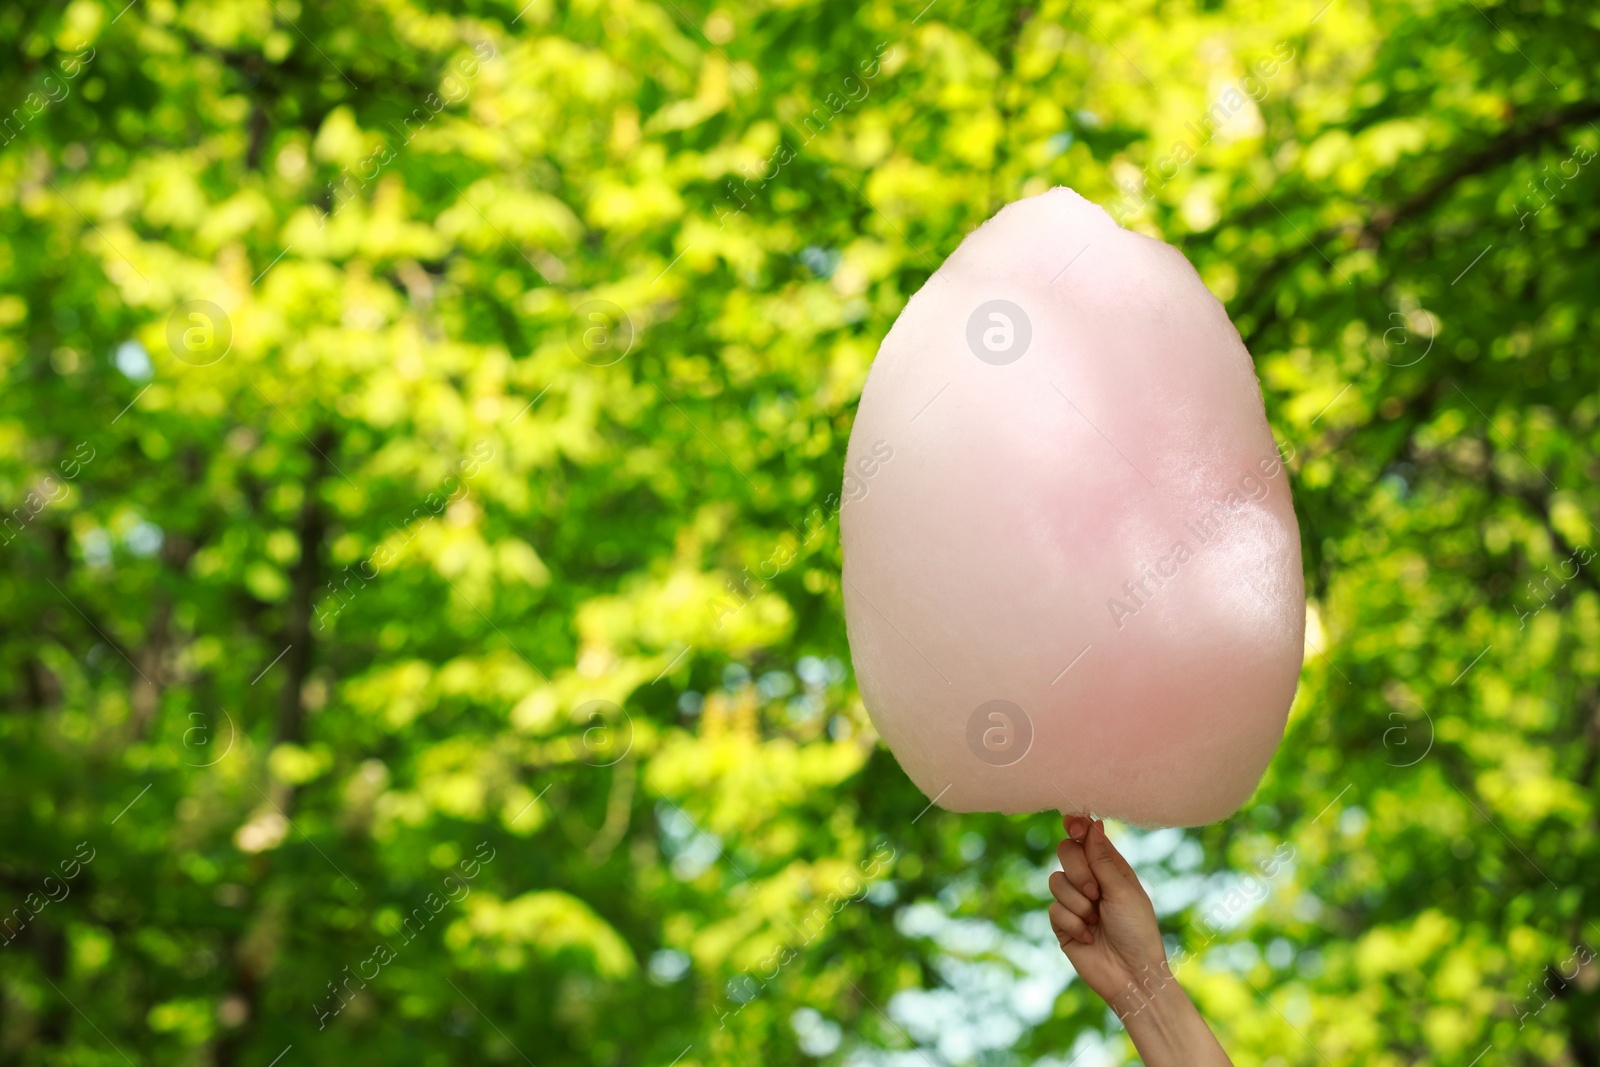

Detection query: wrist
(1100, 956), (1178, 1021)
(1111, 962), (1196, 1042)
(1117, 973), (1232, 1067)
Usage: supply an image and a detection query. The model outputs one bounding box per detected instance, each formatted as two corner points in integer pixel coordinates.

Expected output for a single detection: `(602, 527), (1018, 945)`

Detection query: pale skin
(1048, 815), (1233, 1066)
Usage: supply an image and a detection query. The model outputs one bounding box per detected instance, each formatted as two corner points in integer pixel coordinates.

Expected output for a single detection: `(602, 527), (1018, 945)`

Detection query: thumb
(1085, 820), (1133, 892)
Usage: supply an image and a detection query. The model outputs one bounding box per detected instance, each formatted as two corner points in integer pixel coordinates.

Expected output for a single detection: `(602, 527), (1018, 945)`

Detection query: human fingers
(1048, 870), (1099, 924)
(1084, 820), (1141, 900)
(1056, 836), (1100, 901)
(1049, 901), (1095, 946)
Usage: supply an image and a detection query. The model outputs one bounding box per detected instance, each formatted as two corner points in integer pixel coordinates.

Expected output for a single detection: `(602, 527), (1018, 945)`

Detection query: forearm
(1112, 971), (1232, 1067)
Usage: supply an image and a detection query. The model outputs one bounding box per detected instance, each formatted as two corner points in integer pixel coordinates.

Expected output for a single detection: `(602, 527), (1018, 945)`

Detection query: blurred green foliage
(2, 0), (1598, 1064)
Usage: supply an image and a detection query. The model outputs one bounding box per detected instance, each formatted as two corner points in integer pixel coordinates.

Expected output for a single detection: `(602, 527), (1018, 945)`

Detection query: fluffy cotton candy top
(839, 187), (1304, 828)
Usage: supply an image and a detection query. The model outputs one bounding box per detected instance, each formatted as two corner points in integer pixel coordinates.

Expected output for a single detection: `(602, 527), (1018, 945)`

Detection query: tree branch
(1234, 99), (1600, 351)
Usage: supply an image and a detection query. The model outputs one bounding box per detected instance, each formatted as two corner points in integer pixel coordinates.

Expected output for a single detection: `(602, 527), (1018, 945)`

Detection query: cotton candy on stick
(840, 187), (1304, 828)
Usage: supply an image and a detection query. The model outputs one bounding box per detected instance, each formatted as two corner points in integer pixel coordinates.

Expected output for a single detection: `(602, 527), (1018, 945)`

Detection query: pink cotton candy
(840, 187), (1305, 828)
